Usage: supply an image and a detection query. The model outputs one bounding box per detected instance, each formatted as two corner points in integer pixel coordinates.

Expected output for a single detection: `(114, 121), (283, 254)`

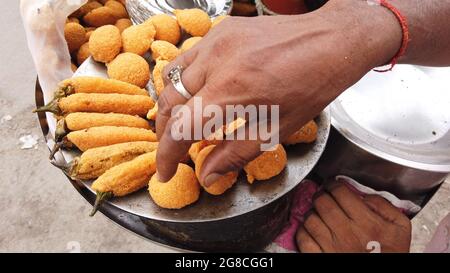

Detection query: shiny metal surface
(318, 65), (450, 203)
(43, 57), (331, 223)
(331, 65), (450, 172)
(315, 128), (447, 203)
(126, 0), (232, 24)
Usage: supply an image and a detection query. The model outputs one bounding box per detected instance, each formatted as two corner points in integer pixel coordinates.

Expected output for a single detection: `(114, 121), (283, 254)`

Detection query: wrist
(320, 0), (403, 70)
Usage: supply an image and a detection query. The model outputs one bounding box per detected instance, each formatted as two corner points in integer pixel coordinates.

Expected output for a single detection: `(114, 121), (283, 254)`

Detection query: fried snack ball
(83, 6), (117, 27)
(66, 17), (80, 24)
(174, 9), (211, 37)
(107, 52), (150, 88)
(151, 40), (179, 61)
(180, 37), (202, 53)
(284, 120), (318, 145)
(122, 24), (156, 56)
(89, 25), (121, 63)
(153, 59), (169, 95)
(195, 145), (238, 195)
(76, 42), (91, 65)
(211, 15), (228, 28)
(64, 22), (86, 53)
(244, 144), (287, 184)
(149, 164), (200, 209)
(71, 1), (103, 18)
(149, 14), (181, 45)
(85, 27), (96, 39)
(104, 0), (128, 19)
(115, 18), (132, 33)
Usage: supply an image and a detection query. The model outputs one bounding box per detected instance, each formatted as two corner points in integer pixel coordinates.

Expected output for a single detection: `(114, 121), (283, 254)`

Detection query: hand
(296, 181), (412, 253)
(156, 0), (401, 184)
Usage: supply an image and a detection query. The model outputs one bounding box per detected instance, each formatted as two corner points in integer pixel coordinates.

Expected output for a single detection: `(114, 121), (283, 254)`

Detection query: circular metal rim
(35, 77), (331, 223)
(332, 117), (450, 173)
(331, 64), (450, 173)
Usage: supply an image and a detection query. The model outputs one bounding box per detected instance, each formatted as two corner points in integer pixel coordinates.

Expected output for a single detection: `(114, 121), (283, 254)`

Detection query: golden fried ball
(211, 15), (228, 28)
(76, 42), (91, 65)
(149, 164), (200, 209)
(153, 59), (169, 96)
(244, 144), (287, 184)
(104, 0), (128, 19)
(83, 6), (117, 27)
(284, 120), (318, 145)
(71, 1), (103, 18)
(149, 14), (181, 45)
(174, 9), (211, 37)
(122, 24), (156, 56)
(151, 40), (179, 61)
(195, 145), (238, 195)
(85, 30), (94, 40)
(64, 22), (87, 53)
(115, 18), (132, 33)
(180, 36), (202, 53)
(89, 25), (122, 63)
(66, 17), (80, 24)
(84, 27), (96, 40)
(107, 52), (150, 88)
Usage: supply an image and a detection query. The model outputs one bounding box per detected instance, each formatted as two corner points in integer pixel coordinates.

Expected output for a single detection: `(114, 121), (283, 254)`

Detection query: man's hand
(156, 0), (401, 184)
(296, 181), (412, 253)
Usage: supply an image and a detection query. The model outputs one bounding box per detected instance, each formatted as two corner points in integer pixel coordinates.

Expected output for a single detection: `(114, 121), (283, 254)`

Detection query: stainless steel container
(126, 0), (233, 24)
(315, 65), (450, 204)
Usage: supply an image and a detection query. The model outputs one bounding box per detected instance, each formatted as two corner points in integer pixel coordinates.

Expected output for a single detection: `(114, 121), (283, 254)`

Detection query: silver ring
(167, 66), (192, 100)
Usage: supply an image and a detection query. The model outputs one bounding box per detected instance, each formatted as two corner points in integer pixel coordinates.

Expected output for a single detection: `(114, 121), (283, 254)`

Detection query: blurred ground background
(0, 1), (448, 253)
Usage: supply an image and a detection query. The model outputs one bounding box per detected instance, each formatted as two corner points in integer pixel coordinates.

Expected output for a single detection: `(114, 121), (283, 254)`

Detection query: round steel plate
(39, 57), (331, 223)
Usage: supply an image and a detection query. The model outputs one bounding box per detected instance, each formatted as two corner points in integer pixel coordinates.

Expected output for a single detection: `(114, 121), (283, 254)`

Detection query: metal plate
(42, 57), (330, 223)
(332, 65), (450, 173)
(126, 0), (233, 24)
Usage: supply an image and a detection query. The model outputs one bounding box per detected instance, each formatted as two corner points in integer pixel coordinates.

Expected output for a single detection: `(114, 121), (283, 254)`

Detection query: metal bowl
(315, 65), (450, 204)
(35, 57), (331, 251)
(126, 0), (233, 24)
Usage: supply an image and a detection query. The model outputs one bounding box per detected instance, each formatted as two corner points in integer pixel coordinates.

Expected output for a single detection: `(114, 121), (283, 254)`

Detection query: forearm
(323, 0), (450, 68)
(391, 0), (450, 66)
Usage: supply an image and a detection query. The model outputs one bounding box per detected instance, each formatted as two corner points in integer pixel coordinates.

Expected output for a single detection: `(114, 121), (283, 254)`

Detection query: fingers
(303, 212), (335, 252)
(156, 59), (206, 140)
(363, 195), (411, 228)
(162, 49), (199, 87)
(156, 97), (196, 182)
(296, 226), (322, 253)
(326, 180), (377, 221)
(313, 193), (349, 231)
(156, 85), (225, 182)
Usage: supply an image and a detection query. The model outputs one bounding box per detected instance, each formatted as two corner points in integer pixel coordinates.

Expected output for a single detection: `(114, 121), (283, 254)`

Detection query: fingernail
(204, 173), (224, 187)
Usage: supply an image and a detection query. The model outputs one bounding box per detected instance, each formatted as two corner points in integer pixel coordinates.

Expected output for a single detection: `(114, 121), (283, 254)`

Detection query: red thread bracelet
(373, 0), (409, 72)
